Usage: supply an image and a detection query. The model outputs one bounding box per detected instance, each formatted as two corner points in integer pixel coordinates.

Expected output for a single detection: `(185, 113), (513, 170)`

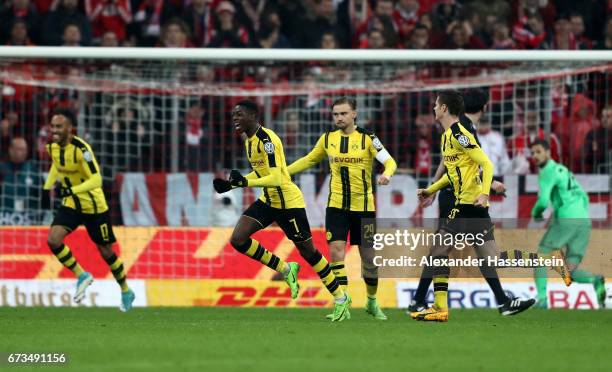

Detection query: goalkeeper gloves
(531, 209), (544, 222)
(213, 178), (232, 194)
(229, 170), (248, 188)
(55, 183), (73, 198)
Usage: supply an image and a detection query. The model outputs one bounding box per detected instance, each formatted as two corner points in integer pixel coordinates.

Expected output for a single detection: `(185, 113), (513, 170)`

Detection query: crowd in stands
(1, 0), (612, 49)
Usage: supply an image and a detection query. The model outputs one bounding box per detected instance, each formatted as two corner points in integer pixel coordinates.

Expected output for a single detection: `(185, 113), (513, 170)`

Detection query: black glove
(55, 183), (73, 198)
(229, 169), (248, 188)
(213, 178), (232, 194)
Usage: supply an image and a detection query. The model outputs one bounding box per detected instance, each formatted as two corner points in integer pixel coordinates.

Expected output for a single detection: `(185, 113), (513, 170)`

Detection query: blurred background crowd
(1, 0), (612, 50)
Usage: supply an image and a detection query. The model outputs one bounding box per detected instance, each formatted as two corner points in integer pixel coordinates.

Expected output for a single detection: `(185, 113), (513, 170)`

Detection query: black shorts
(325, 207), (376, 246)
(439, 204), (495, 242)
(52, 207), (117, 245)
(243, 200), (312, 242)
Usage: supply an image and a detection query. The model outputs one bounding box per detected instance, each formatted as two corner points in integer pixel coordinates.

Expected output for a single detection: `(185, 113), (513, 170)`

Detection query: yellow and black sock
(364, 278), (378, 300)
(104, 253), (129, 292)
(432, 256), (450, 310)
(331, 261), (348, 290)
(362, 263), (379, 300)
(233, 238), (288, 274)
(50, 244), (84, 277)
(306, 251), (344, 300)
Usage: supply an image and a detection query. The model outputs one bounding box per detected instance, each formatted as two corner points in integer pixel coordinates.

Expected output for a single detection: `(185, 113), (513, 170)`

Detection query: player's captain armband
(375, 148), (391, 163)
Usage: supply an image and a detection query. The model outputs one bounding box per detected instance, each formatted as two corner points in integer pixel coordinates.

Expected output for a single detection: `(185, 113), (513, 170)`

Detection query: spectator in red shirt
(512, 0), (556, 31)
(393, 0), (422, 44)
(513, 12), (546, 49)
(407, 113), (438, 178)
(583, 105), (612, 173)
(85, 0), (132, 42)
(507, 110), (561, 174)
(556, 93), (599, 171)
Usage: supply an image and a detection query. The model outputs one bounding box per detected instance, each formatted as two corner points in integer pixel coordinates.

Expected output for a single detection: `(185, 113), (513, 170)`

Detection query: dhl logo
(0, 227), (358, 281)
(144, 279), (398, 308)
(206, 286), (330, 307)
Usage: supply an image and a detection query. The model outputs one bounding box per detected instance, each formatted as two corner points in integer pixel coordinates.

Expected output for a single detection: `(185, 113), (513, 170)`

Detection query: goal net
(0, 49), (610, 308)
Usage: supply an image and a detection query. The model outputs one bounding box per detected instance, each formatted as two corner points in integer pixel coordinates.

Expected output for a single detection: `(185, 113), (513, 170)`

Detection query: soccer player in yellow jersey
(212, 100), (351, 321)
(413, 91), (539, 321)
(43, 108), (135, 311)
(287, 97), (397, 320)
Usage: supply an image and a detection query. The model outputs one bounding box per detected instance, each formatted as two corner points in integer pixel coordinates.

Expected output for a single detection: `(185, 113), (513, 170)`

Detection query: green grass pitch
(1, 307), (609, 372)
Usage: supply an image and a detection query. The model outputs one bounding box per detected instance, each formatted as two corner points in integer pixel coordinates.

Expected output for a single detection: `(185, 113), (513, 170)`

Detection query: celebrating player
(44, 108), (135, 311)
(213, 100), (351, 321)
(530, 139), (606, 308)
(287, 97), (397, 320)
(413, 91), (569, 322)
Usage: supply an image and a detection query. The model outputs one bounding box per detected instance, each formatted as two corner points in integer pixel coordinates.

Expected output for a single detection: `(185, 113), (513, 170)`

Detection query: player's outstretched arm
(425, 176), (451, 195)
(239, 167), (282, 187)
(432, 161), (446, 183)
(287, 135), (326, 175)
(214, 171), (260, 194)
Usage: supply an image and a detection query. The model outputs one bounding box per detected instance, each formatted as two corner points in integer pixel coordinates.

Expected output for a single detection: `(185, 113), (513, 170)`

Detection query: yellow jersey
(44, 136), (107, 214)
(288, 127), (396, 212)
(427, 122), (493, 205)
(244, 126), (305, 209)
